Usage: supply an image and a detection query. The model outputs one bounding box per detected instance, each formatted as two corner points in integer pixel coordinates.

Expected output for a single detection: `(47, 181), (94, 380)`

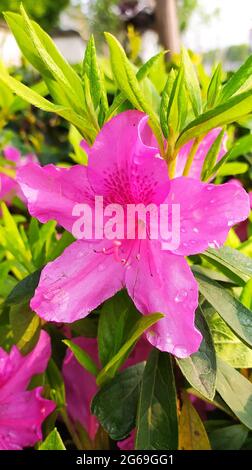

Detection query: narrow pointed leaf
(135, 350), (178, 450)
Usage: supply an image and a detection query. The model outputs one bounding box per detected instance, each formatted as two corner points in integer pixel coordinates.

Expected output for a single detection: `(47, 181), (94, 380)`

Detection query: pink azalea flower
(0, 330), (55, 450)
(0, 146), (37, 203)
(62, 336), (150, 446)
(17, 111), (250, 358)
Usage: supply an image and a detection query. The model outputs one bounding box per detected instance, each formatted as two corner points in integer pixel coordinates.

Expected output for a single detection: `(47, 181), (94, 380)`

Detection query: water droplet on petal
(174, 289), (188, 303)
(136, 253), (141, 261)
(192, 227), (199, 233)
(172, 344), (188, 357)
(208, 239), (220, 249)
(206, 185), (214, 191)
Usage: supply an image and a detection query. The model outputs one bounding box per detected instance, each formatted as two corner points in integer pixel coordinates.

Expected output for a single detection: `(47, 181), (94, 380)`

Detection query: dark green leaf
(194, 270), (252, 348)
(5, 270), (41, 306)
(203, 246), (252, 283)
(92, 363), (145, 440)
(135, 350), (178, 450)
(177, 307), (216, 400)
(96, 312), (163, 385)
(216, 357), (252, 429)
(98, 291), (140, 367)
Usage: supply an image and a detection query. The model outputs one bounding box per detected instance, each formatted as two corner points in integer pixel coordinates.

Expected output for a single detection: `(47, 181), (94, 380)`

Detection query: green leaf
(0, 69), (96, 139)
(0, 203), (33, 272)
(135, 350), (178, 450)
(240, 278), (252, 310)
(208, 311), (252, 368)
(208, 424), (248, 450)
(5, 270), (41, 306)
(83, 35), (108, 114)
(96, 312), (163, 386)
(160, 69), (176, 138)
(176, 307), (216, 400)
(5, 8), (84, 110)
(181, 47), (202, 116)
(227, 134), (252, 160)
(216, 357), (252, 429)
(203, 246), (252, 283)
(217, 161), (249, 176)
(46, 359), (66, 409)
(69, 125), (88, 165)
(105, 33), (164, 151)
(63, 339), (99, 377)
(98, 291), (141, 367)
(176, 89), (252, 149)
(92, 363), (145, 440)
(39, 428), (66, 450)
(179, 394), (211, 450)
(9, 302), (40, 354)
(167, 67), (186, 136)
(106, 51), (165, 121)
(207, 63), (222, 109)
(194, 270), (252, 348)
(219, 54), (252, 102)
(201, 129), (225, 181)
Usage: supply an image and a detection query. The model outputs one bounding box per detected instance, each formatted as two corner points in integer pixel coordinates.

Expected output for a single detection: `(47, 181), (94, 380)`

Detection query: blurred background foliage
(0, 0), (70, 31)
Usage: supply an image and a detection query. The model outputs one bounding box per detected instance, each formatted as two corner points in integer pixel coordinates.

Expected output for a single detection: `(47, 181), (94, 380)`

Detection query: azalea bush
(1, 6), (252, 451)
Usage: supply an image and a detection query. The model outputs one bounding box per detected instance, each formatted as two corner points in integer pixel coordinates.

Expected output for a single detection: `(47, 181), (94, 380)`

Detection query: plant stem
(182, 137), (200, 176)
(61, 409), (83, 450)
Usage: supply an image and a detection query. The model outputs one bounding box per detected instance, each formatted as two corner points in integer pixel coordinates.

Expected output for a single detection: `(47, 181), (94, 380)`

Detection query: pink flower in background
(62, 337), (150, 447)
(0, 330), (55, 450)
(0, 146), (37, 203)
(17, 111), (250, 358)
(175, 128), (227, 179)
(229, 179), (252, 241)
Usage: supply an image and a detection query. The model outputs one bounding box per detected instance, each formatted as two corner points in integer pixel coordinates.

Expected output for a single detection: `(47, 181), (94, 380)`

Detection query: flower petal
(0, 388), (55, 450)
(17, 162), (94, 232)
(62, 337), (99, 439)
(165, 177), (250, 255)
(0, 330), (51, 400)
(125, 240), (201, 358)
(31, 240), (125, 323)
(3, 146), (21, 163)
(175, 128), (227, 179)
(84, 110), (169, 204)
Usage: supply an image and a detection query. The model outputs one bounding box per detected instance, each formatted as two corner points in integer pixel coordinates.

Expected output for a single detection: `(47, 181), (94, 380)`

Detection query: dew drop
(206, 185), (214, 191)
(174, 289), (188, 303)
(208, 239), (220, 249)
(172, 344), (188, 357)
(136, 253), (141, 261)
(192, 227), (199, 233)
